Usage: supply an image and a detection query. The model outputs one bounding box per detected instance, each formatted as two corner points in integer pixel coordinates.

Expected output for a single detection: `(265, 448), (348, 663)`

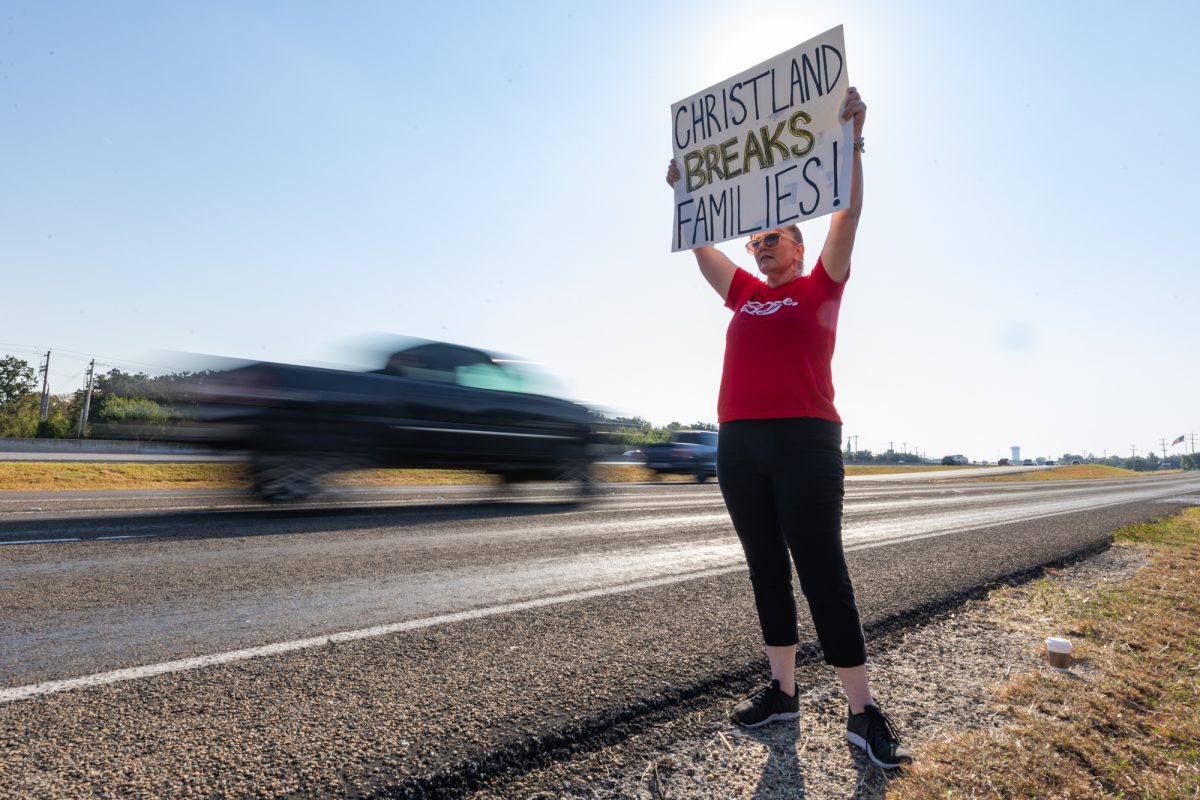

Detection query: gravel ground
(468, 543), (1150, 799)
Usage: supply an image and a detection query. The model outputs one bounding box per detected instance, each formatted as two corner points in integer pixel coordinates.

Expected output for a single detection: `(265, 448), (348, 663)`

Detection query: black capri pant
(717, 417), (866, 667)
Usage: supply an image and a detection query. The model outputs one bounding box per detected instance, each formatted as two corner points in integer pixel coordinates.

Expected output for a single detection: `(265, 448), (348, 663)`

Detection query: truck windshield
(457, 359), (567, 398)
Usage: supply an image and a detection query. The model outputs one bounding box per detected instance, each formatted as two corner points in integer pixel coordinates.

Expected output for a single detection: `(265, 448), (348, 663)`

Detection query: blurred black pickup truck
(154, 340), (596, 501)
(642, 430), (718, 482)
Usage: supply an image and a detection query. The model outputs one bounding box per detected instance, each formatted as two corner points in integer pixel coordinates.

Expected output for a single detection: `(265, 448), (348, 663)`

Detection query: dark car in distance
(642, 430), (719, 482)
(156, 340), (596, 501)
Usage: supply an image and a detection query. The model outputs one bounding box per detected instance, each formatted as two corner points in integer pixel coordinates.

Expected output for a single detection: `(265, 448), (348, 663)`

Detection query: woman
(665, 86), (911, 769)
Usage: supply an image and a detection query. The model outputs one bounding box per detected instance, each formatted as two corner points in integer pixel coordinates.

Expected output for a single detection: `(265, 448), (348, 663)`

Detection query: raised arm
(667, 159), (738, 301)
(819, 86), (867, 284)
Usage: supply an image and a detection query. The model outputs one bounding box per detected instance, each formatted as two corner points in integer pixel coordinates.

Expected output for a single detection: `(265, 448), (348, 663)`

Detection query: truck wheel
(251, 455), (323, 502)
(559, 462), (595, 501)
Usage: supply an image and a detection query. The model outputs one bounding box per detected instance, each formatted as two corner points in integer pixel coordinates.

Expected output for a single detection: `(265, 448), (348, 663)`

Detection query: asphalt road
(2, 473), (1199, 798)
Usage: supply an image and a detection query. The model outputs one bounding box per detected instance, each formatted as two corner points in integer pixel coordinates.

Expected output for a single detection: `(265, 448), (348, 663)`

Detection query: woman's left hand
(840, 86), (866, 139)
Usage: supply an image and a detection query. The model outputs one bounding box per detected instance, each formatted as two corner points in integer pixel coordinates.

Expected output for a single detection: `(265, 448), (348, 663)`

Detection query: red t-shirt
(717, 257), (848, 424)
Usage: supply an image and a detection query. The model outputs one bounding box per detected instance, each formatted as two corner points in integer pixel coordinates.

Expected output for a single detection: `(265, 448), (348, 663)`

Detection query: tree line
(844, 449), (924, 465)
(1059, 452), (1198, 472)
(4, 353), (1196, 472)
(0, 355), (210, 439)
(591, 414), (718, 447)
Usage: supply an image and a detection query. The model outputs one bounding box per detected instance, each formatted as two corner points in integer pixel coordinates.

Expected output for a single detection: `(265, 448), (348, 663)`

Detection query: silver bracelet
(853, 137), (865, 154)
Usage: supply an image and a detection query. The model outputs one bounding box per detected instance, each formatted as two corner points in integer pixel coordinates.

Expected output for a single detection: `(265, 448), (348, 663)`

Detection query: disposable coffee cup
(1045, 637), (1073, 671)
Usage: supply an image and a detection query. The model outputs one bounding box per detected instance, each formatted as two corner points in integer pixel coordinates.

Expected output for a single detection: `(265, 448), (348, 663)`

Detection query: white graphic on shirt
(740, 298), (798, 316)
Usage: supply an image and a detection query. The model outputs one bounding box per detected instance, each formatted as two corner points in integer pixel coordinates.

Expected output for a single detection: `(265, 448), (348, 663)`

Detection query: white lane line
(1, 535), (156, 546)
(0, 537), (83, 546)
(0, 564), (745, 704)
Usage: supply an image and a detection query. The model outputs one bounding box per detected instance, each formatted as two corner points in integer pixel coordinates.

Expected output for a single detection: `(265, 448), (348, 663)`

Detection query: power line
(0, 343), (177, 374)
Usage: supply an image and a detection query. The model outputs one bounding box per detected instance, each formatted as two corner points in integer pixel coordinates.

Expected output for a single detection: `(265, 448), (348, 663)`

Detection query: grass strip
(956, 464), (1182, 482)
(0, 461), (696, 492)
(0, 461), (1172, 492)
(0, 462), (252, 491)
(892, 507), (1200, 798)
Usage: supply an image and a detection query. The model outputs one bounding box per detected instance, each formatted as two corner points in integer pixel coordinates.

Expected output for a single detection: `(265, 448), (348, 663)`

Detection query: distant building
(1011, 446), (1021, 463)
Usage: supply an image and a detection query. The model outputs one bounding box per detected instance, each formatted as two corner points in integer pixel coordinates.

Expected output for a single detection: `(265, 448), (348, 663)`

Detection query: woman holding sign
(666, 86), (911, 770)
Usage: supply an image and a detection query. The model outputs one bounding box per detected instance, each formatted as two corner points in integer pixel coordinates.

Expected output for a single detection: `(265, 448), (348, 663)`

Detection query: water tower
(1011, 446), (1021, 463)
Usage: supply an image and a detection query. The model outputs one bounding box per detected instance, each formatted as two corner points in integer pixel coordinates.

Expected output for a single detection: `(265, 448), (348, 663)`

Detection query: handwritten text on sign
(671, 26), (852, 252)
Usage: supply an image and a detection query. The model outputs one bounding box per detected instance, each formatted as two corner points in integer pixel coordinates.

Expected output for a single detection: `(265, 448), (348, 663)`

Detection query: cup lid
(1045, 637), (1073, 653)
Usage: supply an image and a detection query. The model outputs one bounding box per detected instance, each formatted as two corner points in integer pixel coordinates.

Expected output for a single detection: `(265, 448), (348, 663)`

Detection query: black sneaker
(729, 680), (800, 728)
(846, 704), (913, 768)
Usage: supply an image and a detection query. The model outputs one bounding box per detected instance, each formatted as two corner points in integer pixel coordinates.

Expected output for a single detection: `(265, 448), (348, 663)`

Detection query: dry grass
(0, 461), (1176, 493)
(0, 462), (252, 491)
(959, 464), (1181, 482)
(891, 507), (1200, 799)
(0, 461), (685, 492)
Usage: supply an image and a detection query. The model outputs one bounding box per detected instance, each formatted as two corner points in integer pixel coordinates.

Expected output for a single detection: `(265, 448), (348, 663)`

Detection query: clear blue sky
(3, 0), (1198, 462)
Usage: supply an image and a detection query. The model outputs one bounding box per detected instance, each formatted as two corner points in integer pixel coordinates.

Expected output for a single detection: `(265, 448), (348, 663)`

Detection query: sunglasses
(745, 232), (802, 254)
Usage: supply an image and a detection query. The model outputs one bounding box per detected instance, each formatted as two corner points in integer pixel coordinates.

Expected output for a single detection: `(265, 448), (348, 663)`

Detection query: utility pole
(37, 350), (51, 422)
(77, 360), (95, 439)
(1190, 433), (1198, 455)
(1159, 438), (1169, 461)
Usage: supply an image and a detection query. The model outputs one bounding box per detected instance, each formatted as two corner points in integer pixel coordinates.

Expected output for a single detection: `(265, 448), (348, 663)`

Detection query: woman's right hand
(665, 158), (680, 188)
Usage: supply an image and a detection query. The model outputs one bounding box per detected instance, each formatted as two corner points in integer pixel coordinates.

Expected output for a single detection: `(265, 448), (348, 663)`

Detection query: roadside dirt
(466, 544), (1149, 799)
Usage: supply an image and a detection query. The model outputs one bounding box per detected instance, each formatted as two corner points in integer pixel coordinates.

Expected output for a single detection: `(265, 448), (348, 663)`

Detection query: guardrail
(0, 438), (209, 456)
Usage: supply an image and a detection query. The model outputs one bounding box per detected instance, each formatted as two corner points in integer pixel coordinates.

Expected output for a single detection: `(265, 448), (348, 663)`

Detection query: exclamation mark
(832, 140), (841, 207)
(764, 175), (772, 227)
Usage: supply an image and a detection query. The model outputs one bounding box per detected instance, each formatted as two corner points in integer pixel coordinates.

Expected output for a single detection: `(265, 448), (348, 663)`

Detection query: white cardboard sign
(671, 25), (852, 252)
